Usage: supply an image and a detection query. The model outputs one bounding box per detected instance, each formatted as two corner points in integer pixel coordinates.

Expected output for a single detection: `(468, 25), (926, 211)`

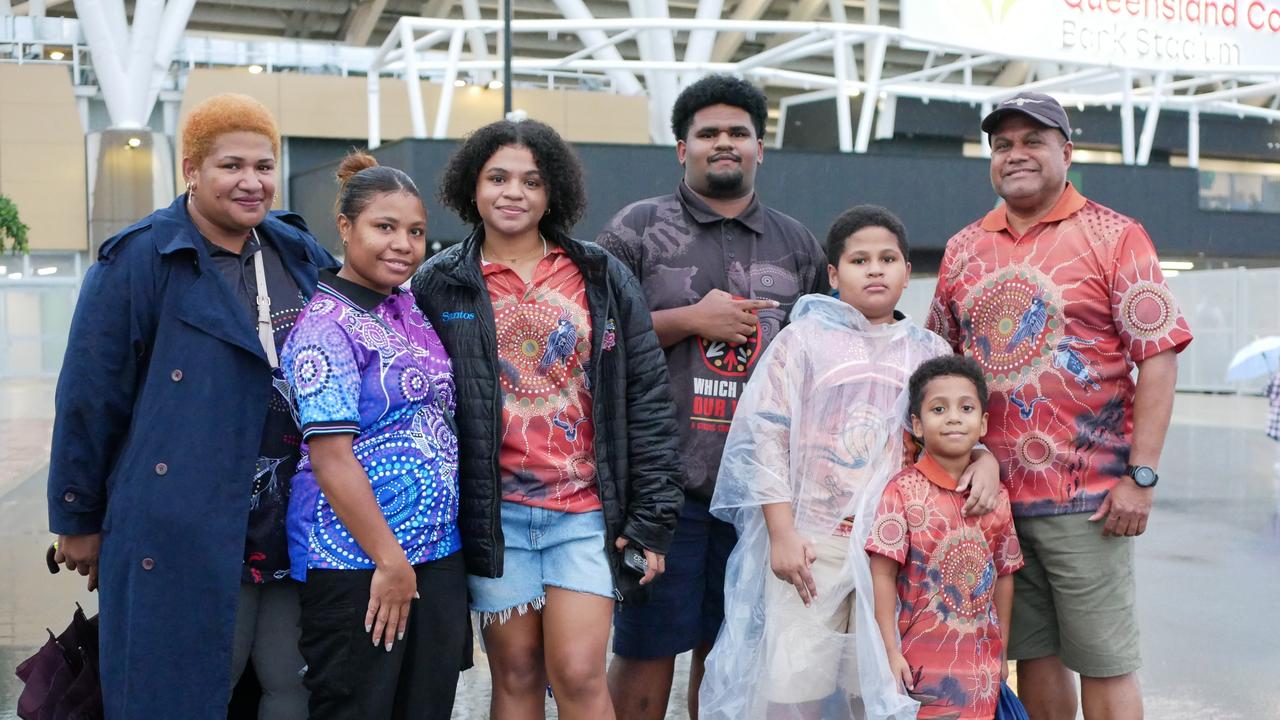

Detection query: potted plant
(0, 194), (30, 254)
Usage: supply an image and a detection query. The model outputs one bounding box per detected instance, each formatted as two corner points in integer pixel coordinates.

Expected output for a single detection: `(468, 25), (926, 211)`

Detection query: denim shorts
(467, 501), (615, 627)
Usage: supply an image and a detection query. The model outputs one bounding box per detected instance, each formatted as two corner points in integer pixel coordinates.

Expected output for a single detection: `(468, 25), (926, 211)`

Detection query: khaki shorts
(761, 534), (860, 704)
(1007, 512), (1141, 678)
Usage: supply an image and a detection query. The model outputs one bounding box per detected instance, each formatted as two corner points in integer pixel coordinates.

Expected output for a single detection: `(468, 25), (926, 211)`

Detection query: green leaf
(0, 194), (30, 255)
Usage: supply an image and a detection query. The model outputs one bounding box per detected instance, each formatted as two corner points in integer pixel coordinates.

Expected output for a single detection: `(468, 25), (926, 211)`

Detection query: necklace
(481, 234), (548, 264)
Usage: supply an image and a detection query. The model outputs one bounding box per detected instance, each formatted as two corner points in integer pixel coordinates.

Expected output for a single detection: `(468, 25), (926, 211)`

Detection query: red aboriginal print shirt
(484, 246), (601, 512)
(927, 184), (1193, 518)
(866, 454), (1023, 720)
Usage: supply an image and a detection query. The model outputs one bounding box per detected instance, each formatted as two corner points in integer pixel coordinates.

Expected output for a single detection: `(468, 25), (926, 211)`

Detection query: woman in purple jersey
(282, 152), (468, 720)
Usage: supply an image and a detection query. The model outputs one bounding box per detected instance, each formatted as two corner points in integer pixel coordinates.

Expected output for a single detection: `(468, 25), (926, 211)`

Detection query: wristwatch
(1125, 465), (1159, 488)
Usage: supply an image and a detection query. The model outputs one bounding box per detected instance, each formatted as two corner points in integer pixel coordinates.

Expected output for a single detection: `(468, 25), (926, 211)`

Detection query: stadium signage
(899, 0), (1280, 67)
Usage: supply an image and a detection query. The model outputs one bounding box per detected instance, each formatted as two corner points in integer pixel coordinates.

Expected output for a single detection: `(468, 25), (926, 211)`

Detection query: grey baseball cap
(982, 92), (1072, 142)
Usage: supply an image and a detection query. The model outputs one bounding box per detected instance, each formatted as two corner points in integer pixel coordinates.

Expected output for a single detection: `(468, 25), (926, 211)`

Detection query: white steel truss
(368, 15), (1280, 167)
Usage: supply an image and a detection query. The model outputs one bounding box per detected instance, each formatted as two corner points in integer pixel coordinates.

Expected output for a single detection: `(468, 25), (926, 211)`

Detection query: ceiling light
(0, 266), (6, 275)
(248, 64), (264, 74)
(36, 266), (58, 276)
(49, 50), (65, 60)
(126, 137), (142, 148)
(1162, 269), (1180, 277)
(487, 79), (504, 90)
(453, 78), (467, 87)
(7, 272), (22, 280)
(1160, 260), (1195, 271)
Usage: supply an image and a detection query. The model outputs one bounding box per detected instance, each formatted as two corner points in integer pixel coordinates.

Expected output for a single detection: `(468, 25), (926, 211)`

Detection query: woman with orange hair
(48, 93), (336, 719)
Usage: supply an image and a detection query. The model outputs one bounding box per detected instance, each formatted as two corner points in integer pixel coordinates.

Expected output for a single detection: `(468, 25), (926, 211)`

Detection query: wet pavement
(1, 382), (1277, 719)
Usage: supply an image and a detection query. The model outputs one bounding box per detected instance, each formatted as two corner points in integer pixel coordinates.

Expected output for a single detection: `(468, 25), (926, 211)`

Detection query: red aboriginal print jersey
(866, 454), (1023, 720)
(484, 247), (601, 512)
(928, 184), (1193, 518)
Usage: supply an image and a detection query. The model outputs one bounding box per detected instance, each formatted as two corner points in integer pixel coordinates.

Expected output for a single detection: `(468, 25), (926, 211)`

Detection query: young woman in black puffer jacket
(412, 119), (684, 719)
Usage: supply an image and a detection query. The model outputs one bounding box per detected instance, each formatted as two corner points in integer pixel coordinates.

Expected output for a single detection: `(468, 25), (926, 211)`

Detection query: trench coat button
(63, 491), (76, 503)
(170, 369), (183, 382)
(154, 462), (168, 476)
(141, 557), (156, 571)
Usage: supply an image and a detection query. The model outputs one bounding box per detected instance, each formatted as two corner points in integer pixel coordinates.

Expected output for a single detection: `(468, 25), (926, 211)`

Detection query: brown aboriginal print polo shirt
(597, 182), (828, 502)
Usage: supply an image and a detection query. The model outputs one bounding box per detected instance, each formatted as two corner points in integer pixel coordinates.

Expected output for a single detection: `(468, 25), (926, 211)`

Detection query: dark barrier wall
(783, 97), (1280, 161)
(290, 136), (1280, 268)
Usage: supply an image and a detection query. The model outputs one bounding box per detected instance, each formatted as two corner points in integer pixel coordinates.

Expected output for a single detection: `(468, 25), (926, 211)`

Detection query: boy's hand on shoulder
(960, 449), (1002, 517)
(769, 528), (818, 606)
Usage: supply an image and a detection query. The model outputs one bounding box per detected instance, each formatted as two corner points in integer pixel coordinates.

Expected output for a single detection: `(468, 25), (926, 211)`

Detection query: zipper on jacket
(476, 273), (506, 571)
(585, 265), (626, 598)
(443, 232), (508, 575)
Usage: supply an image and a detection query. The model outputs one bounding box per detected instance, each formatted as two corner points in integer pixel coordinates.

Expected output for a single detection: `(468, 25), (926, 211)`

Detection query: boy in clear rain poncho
(700, 206), (1002, 720)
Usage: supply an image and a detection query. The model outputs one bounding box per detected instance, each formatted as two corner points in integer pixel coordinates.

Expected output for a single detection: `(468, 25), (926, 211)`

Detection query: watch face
(1134, 466), (1157, 487)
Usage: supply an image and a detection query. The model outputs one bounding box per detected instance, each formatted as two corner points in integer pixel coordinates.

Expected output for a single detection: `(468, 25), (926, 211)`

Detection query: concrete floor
(2, 381), (1277, 719)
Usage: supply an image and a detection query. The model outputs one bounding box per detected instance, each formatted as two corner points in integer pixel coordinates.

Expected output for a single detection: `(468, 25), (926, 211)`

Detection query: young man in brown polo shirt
(596, 74), (829, 720)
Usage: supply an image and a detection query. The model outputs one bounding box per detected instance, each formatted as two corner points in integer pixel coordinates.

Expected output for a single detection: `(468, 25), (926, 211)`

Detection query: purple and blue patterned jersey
(282, 271), (461, 580)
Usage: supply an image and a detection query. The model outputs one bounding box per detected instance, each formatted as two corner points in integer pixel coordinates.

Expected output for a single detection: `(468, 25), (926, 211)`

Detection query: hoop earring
(544, 207), (551, 216)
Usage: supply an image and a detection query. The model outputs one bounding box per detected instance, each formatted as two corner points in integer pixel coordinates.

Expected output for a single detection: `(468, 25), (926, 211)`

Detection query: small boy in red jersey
(867, 355), (1024, 719)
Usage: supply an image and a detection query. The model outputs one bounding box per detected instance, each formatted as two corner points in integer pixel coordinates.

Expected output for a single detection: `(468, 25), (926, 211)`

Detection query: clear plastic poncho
(700, 293), (951, 720)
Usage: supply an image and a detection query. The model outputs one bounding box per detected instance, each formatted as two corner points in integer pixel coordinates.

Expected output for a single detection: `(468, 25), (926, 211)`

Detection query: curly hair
(670, 74), (768, 142)
(908, 355), (990, 419)
(182, 93), (280, 166)
(333, 151), (422, 221)
(438, 119), (585, 238)
(825, 204), (910, 267)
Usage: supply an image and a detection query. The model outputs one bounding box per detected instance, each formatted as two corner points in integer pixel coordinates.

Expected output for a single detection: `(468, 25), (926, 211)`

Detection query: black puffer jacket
(412, 229), (684, 601)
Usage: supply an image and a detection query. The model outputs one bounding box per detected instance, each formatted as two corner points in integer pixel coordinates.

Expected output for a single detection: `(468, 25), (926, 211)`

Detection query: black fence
(289, 136), (1280, 272)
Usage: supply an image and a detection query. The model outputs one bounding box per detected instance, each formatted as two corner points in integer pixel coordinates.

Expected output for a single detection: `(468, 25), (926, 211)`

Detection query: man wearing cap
(927, 92), (1193, 719)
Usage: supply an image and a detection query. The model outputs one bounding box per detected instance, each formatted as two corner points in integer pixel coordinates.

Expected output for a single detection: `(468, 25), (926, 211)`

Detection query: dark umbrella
(13, 546), (103, 720)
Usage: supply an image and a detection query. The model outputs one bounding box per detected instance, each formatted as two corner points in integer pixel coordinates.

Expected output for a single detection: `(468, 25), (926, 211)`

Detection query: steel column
(72, 0), (134, 126)
(854, 33), (886, 153)
(683, 0), (723, 86)
(459, 0), (491, 82)
(1137, 71), (1167, 166)
(549, 0), (643, 95)
(833, 31), (852, 153)
(434, 28), (465, 137)
(399, 23), (428, 138)
(144, 0), (196, 116)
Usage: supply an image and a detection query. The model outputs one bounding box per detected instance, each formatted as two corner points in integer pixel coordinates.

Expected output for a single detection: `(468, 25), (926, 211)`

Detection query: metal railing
(368, 15), (1280, 152)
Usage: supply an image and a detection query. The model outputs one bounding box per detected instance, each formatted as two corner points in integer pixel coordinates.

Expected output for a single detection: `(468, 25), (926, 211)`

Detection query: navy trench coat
(47, 195), (336, 719)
